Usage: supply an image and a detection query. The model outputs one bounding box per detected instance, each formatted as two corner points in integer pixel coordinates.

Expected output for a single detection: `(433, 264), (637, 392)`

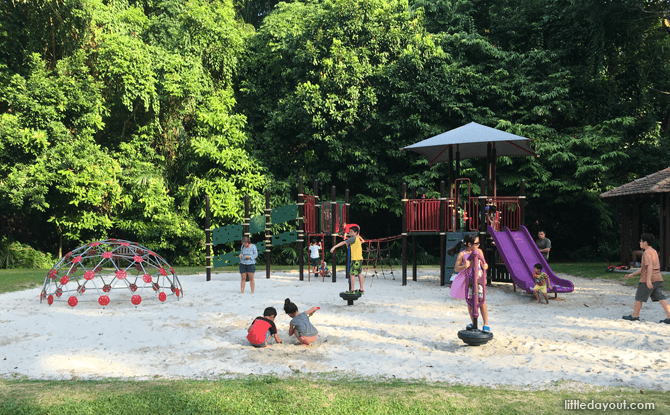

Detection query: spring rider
(457, 249), (494, 346)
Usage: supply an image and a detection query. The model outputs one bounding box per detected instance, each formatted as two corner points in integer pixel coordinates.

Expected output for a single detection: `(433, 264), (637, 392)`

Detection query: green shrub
(0, 237), (55, 269)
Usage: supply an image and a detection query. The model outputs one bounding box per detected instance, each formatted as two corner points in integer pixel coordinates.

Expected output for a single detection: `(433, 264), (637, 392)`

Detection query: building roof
(600, 167), (670, 200)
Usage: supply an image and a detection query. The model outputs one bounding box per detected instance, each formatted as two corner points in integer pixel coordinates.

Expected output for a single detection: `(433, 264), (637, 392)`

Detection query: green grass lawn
(0, 376), (667, 415)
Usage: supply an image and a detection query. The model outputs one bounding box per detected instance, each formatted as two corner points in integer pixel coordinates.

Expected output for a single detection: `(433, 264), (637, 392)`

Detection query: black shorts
(635, 281), (667, 302)
(239, 264), (256, 274)
(310, 257), (319, 266)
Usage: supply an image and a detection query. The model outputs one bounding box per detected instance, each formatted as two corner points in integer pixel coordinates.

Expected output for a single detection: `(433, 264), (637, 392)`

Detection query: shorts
(239, 264), (256, 274)
(635, 281), (667, 302)
(533, 284), (547, 294)
(350, 260), (362, 276)
(298, 334), (318, 345)
(310, 257), (319, 267)
(250, 331), (271, 348)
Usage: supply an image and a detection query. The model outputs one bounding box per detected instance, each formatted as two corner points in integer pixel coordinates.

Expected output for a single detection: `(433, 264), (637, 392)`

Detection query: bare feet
(536, 300), (542, 303)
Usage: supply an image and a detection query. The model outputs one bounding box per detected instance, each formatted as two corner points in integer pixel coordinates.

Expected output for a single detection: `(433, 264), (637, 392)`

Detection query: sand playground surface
(1, 270), (669, 391)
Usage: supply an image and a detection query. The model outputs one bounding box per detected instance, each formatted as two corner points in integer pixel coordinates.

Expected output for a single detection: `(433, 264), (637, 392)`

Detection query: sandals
(660, 318), (670, 324)
(355, 289), (365, 294)
(622, 315), (640, 321)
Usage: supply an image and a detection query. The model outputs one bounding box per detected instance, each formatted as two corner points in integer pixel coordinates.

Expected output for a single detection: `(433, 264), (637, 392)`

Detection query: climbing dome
(40, 239), (183, 307)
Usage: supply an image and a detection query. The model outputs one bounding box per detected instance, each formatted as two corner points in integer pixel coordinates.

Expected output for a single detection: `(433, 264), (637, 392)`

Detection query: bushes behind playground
(0, 237), (54, 269)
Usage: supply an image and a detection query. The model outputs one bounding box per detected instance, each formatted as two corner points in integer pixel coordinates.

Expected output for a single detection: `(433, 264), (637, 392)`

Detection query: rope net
(361, 235), (402, 280)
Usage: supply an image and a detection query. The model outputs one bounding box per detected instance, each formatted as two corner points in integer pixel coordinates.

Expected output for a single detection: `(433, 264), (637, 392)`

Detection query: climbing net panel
(361, 236), (401, 280)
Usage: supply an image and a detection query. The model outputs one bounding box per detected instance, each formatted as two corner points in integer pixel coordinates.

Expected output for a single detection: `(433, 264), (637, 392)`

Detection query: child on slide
(532, 263), (552, 304)
(447, 234), (491, 333)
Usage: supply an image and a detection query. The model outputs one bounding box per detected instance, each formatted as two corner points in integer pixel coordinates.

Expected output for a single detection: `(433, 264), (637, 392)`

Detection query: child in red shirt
(247, 307), (282, 348)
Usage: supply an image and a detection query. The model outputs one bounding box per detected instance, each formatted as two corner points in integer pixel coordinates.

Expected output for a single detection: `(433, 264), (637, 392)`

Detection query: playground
(2, 269), (669, 391)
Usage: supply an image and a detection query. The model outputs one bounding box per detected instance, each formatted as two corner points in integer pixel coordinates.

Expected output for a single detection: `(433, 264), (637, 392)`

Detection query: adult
(623, 233), (670, 323)
(535, 230), (551, 260)
(239, 236), (258, 294)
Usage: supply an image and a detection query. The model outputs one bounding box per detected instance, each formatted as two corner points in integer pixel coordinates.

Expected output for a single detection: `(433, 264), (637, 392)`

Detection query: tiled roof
(600, 167), (670, 199)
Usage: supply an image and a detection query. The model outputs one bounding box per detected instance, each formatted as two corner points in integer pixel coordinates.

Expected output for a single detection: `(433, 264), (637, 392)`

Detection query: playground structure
(399, 177), (527, 287)
(204, 123), (574, 297)
(205, 180), (360, 284)
(401, 122), (574, 293)
(205, 179), (399, 285)
(40, 239), (182, 308)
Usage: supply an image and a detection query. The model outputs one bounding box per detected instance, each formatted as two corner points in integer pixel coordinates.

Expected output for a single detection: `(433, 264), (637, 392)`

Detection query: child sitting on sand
(532, 263), (552, 304)
(247, 307), (282, 348)
(284, 298), (320, 346)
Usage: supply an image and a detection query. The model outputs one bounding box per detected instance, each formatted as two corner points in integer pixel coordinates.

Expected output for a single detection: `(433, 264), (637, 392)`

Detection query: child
(284, 298), (320, 346)
(447, 234), (490, 333)
(309, 239), (322, 274)
(330, 225), (365, 294)
(532, 263), (552, 304)
(247, 307), (282, 348)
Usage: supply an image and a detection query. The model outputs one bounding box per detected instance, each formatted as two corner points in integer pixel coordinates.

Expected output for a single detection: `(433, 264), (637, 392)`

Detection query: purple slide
(487, 225), (574, 294)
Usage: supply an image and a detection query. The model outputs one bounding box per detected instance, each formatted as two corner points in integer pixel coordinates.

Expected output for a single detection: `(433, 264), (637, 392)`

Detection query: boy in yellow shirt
(331, 226), (364, 294)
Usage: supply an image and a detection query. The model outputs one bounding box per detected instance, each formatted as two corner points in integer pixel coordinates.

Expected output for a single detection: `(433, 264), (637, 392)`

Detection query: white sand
(1, 270), (669, 390)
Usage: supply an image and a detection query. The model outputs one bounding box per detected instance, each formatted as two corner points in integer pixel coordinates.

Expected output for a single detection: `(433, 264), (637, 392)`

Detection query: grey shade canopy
(402, 122), (538, 165)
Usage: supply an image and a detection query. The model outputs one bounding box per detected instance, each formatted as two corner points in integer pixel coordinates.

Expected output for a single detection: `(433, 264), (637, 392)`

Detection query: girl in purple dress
(447, 234), (491, 333)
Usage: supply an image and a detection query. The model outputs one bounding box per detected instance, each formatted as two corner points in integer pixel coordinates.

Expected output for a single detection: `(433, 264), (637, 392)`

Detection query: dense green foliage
(2, 0), (670, 263)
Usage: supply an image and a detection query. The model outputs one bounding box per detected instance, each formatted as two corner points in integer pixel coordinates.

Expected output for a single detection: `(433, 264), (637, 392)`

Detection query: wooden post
(632, 200), (641, 266)
(486, 142), (492, 197)
(298, 176), (304, 281)
(345, 188), (350, 287)
(519, 179), (526, 228)
(479, 179), (488, 284)
(265, 189), (271, 279)
(412, 188), (417, 282)
(244, 195), (250, 238)
(455, 146), (461, 180)
(661, 194), (670, 271)
(448, 147), (454, 198)
(402, 183), (407, 286)
(205, 195), (212, 282)
(440, 180), (446, 286)
(621, 203), (631, 267)
(314, 179), (320, 233)
(492, 145), (497, 197)
(331, 186), (337, 283)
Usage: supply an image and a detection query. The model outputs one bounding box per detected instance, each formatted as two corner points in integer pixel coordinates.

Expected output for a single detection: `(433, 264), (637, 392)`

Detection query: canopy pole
(492, 144), (497, 197)
(429, 145), (452, 166)
(455, 146), (461, 180)
(486, 143), (492, 197)
(448, 147), (454, 198)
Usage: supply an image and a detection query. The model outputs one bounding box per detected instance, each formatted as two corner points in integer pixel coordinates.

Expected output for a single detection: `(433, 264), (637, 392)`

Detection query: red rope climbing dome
(40, 239), (183, 307)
